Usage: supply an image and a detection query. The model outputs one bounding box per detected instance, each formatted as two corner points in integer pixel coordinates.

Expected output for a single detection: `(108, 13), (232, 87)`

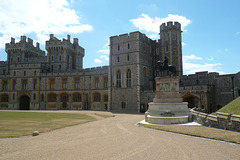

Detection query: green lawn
(215, 97), (240, 115)
(0, 111), (96, 138)
(139, 123), (240, 144)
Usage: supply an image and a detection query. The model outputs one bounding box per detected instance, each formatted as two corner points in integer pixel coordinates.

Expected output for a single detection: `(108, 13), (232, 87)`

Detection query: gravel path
(0, 111), (239, 160)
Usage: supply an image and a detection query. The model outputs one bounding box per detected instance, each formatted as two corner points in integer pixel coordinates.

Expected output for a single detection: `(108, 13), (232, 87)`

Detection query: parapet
(160, 21), (181, 32)
(110, 31), (155, 44)
(5, 35), (45, 56)
(46, 34), (84, 56)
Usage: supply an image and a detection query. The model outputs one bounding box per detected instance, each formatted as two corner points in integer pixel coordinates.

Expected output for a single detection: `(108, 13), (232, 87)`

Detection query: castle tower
(109, 32), (156, 112)
(46, 34), (84, 73)
(159, 21), (183, 76)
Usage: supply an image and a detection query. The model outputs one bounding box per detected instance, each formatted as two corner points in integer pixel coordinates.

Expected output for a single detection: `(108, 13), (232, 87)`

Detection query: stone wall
(190, 109), (240, 132)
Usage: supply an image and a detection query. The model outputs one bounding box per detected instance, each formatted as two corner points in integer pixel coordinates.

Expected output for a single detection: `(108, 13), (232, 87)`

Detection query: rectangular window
(33, 93), (36, 100)
(95, 77), (99, 89)
(104, 95), (108, 102)
(62, 78), (67, 89)
(2, 80), (8, 90)
(33, 79), (37, 90)
(104, 77), (108, 88)
(75, 78), (80, 89)
(22, 79), (27, 90)
(12, 79), (16, 90)
(13, 94), (15, 100)
(50, 79), (55, 89)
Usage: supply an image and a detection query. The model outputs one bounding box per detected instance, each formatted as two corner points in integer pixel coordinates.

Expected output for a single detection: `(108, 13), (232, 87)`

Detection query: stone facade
(0, 35), (108, 110)
(0, 21), (239, 113)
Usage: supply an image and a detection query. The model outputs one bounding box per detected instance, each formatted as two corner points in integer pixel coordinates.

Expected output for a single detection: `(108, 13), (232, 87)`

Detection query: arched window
(117, 56), (120, 62)
(126, 69), (131, 88)
(93, 92), (101, 102)
(116, 70), (121, 88)
(48, 93), (56, 102)
(127, 54), (130, 61)
(59, 55), (62, 61)
(73, 93), (81, 102)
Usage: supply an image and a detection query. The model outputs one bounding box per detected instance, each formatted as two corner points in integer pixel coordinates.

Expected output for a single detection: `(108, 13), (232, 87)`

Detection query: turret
(159, 21), (183, 76)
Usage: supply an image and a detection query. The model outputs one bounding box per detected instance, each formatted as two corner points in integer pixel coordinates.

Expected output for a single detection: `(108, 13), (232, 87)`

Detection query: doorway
(19, 95), (30, 110)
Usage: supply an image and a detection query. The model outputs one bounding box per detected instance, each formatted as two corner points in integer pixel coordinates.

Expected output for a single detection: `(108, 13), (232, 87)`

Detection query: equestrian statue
(156, 57), (177, 76)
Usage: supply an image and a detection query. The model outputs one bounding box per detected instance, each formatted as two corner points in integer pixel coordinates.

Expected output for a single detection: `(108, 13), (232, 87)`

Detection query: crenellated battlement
(160, 21), (181, 32)
(46, 34), (84, 56)
(5, 35), (45, 56)
(110, 31), (155, 44)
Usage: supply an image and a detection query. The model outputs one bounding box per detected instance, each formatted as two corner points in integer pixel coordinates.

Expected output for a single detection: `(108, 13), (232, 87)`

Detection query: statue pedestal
(145, 76), (191, 124)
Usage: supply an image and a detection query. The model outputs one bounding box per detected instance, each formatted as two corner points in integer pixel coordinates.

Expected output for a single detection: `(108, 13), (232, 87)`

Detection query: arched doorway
(182, 93), (199, 108)
(19, 95), (30, 110)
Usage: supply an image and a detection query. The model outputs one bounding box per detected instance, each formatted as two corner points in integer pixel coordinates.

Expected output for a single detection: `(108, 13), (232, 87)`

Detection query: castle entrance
(19, 95), (30, 110)
(182, 93), (199, 108)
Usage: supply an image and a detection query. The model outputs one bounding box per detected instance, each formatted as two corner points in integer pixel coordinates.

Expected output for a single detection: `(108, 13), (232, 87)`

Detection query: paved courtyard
(0, 111), (239, 160)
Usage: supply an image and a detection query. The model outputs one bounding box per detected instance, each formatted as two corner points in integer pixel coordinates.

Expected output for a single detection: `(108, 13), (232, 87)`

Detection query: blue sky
(0, 0), (239, 75)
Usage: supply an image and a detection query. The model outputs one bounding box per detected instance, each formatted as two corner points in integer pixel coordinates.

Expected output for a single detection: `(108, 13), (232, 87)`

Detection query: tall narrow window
(59, 65), (61, 71)
(118, 45), (120, 51)
(128, 43), (130, 49)
(126, 69), (131, 88)
(33, 79), (37, 90)
(33, 93), (36, 100)
(127, 54), (130, 61)
(34, 70), (36, 76)
(14, 71), (16, 76)
(51, 56), (54, 61)
(12, 79), (16, 90)
(103, 77), (108, 88)
(59, 55), (61, 61)
(24, 71), (26, 76)
(95, 77), (99, 89)
(2, 80), (8, 90)
(51, 65), (53, 72)
(22, 79), (27, 90)
(104, 95), (108, 102)
(50, 79), (55, 89)
(17, 57), (20, 62)
(13, 93), (15, 100)
(75, 78), (80, 89)
(62, 78), (67, 89)
(117, 56), (120, 62)
(41, 94), (44, 102)
(116, 70), (121, 88)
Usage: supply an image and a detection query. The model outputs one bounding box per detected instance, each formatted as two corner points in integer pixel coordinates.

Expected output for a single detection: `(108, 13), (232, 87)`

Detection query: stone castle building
(0, 21), (239, 113)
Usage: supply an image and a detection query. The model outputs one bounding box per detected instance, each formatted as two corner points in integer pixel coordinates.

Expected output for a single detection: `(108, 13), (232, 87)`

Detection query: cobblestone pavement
(0, 111), (239, 160)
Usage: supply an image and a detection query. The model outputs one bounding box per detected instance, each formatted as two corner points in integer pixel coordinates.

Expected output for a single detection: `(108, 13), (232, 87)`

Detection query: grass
(213, 97), (240, 115)
(0, 111), (96, 138)
(138, 123), (240, 144)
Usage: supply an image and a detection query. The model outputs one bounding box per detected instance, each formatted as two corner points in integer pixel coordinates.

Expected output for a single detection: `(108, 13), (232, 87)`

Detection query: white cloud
(183, 62), (223, 75)
(0, 0), (93, 49)
(207, 56), (214, 61)
(183, 54), (224, 75)
(130, 14), (191, 36)
(183, 54), (202, 62)
(100, 55), (109, 61)
(182, 42), (186, 46)
(94, 59), (102, 64)
(97, 49), (109, 54)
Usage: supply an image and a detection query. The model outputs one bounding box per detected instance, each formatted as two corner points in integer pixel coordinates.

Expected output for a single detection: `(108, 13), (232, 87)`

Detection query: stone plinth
(145, 76), (191, 125)
(153, 76), (182, 103)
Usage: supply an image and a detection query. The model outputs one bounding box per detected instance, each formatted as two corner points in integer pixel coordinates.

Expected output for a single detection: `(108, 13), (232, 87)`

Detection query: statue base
(145, 76), (191, 124)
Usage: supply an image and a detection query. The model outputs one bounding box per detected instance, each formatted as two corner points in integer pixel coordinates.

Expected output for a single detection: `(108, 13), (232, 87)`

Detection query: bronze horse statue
(156, 57), (177, 76)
